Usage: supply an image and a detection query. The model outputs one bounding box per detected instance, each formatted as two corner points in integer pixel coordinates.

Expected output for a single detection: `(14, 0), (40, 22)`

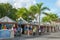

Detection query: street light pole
(39, 14), (40, 28)
(38, 11), (41, 35)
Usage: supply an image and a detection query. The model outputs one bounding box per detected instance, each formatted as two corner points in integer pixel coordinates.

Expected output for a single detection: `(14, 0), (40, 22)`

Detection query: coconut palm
(30, 2), (50, 28)
(16, 7), (28, 21)
(16, 7), (36, 22)
(42, 12), (58, 23)
(29, 5), (37, 15)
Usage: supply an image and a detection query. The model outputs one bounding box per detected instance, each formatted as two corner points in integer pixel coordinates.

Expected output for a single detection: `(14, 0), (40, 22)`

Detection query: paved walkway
(25, 32), (60, 40)
(1, 32), (60, 40)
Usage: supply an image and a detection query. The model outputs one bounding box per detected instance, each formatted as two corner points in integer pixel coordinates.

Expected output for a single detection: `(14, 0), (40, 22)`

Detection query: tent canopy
(18, 17), (28, 24)
(0, 16), (16, 24)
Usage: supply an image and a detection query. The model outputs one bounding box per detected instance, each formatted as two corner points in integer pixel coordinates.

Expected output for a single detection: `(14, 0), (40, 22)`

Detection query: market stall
(0, 16), (17, 39)
(17, 17), (38, 36)
(17, 17), (28, 34)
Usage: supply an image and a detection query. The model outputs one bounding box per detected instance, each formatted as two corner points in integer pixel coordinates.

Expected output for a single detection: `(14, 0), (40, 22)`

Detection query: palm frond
(43, 12), (49, 15)
(36, 2), (43, 8)
(41, 7), (50, 11)
(29, 5), (37, 14)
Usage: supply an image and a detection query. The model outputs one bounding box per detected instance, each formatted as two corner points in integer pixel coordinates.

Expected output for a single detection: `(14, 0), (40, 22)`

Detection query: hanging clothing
(13, 27), (17, 33)
(2, 24), (3, 29)
(29, 27), (32, 30)
(0, 24), (2, 30)
(24, 26), (27, 31)
(33, 27), (36, 36)
(33, 27), (36, 32)
(17, 27), (21, 31)
(21, 28), (22, 33)
(3, 25), (7, 29)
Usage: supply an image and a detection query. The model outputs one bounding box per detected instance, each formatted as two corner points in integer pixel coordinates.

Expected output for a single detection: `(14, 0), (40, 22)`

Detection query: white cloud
(44, 8), (57, 13)
(0, 0), (8, 3)
(13, 0), (36, 8)
(0, 0), (36, 8)
(56, 0), (60, 7)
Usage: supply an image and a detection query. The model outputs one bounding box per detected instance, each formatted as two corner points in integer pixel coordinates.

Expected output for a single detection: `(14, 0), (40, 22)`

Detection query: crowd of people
(0, 23), (42, 36)
(13, 25), (42, 36)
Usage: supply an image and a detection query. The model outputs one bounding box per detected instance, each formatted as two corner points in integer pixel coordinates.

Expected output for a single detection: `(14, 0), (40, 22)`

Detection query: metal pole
(39, 14), (40, 28)
(39, 11), (41, 28)
(38, 11), (41, 35)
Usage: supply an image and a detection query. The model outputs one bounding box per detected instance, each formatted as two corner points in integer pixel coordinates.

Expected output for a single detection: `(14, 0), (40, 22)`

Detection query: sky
(0, 0), (60, 14)
(0, 0), (60, 22)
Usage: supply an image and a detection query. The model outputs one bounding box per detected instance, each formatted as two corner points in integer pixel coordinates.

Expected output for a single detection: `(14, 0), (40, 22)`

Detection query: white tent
(18, 17), (28, 24)
(0, 16), (16, 23)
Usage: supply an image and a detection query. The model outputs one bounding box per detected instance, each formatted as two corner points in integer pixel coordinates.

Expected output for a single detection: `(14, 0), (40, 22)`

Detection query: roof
(0, 16), (16, 23)
(18, 17), (28, 24)
(53, 18), (60, 23)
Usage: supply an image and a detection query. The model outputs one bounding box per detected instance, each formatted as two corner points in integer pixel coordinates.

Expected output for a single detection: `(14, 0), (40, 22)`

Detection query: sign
(0, 30), (11, 38)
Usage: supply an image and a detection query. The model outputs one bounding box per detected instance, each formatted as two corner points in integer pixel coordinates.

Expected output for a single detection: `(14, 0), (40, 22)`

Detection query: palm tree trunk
(39, 11), (41, 29)
(39, 14), (40, 28)
(38, 12), (41, 35)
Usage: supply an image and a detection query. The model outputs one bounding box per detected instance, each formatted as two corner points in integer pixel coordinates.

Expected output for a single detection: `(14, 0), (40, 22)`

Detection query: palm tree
(42, 12), (58, 23)
(30, 2), (50, 28)
(42, 12), (58, 32)
(16, 7), (36, 22)
(16, 7), (28, 21)
(29, 5), (37, 15)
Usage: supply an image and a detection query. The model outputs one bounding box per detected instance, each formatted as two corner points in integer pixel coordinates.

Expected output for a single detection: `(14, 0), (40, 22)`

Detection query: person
(24, 26), (27, 34)
(13, 27), (17, 33)
(33, 27), (36, 36)
(17, 26), (22, 36)
(20, 27), (22, 34)
(39, 28), (41, 35)
(29, 26), (32, 35)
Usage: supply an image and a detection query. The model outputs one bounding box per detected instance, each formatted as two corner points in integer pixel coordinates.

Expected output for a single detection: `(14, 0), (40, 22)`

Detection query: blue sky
(36, 0), (60, 16)
(0, 0), (60, 17)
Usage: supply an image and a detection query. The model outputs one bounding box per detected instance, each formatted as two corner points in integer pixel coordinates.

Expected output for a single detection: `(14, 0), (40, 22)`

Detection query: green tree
(0, 3), (12, 17)
(0, 3), (17, 20)
(29, 5), (37, 15)
(7, 8), (18, 20)
(16, 7), (29, 21)
(29, 2), (50, 27)
(16, 7), (36, 22)
(42, 12), (58, 22)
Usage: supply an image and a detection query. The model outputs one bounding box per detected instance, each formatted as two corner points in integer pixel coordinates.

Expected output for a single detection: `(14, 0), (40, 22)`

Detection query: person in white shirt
(39, 28), (41, 35)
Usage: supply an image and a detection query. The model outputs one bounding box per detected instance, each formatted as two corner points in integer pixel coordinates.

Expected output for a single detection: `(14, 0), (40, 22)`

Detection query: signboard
(0, 30), (11, 38)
